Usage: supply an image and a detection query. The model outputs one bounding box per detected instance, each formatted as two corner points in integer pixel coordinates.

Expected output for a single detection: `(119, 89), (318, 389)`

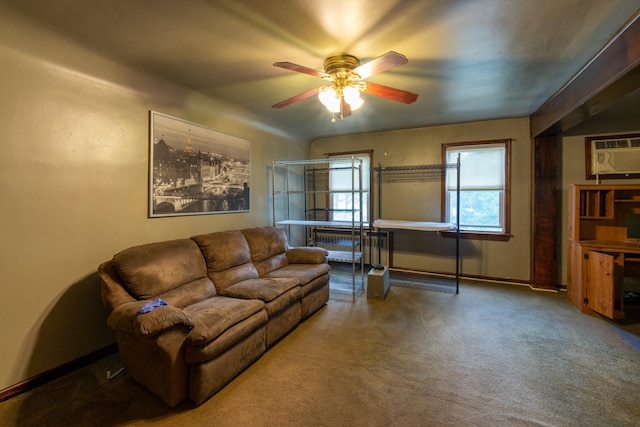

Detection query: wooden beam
(531, 11), (640, 137)
(531, 135), (557, 290)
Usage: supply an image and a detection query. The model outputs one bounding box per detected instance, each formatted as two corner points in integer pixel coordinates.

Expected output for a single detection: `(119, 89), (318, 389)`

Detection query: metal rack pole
(351, 156), (356, 294)
(271, 161), (276, 226)
(455, 154), (461, 294)
(377, 162), (382, 265)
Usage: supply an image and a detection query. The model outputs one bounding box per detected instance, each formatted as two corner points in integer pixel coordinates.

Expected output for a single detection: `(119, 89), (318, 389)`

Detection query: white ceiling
(4, 0), (640, 140)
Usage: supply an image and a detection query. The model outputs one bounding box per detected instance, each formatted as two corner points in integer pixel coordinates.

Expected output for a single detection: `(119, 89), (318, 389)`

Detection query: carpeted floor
(328, 264), (458, 295)
(2, 280), (640, 426)
(387, 270), (458, 294)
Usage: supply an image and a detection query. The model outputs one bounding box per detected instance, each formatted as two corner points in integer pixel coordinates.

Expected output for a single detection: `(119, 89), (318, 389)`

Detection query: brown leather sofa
(98, 226), (330, 406)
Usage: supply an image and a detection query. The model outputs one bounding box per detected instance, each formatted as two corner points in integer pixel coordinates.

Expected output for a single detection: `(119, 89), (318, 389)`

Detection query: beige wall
(311, 118), (532, 282)
(0, 9), (308, 391)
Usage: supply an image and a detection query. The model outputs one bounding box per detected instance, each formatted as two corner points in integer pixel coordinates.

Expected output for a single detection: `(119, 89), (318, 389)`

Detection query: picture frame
(149, 111), (250, 217)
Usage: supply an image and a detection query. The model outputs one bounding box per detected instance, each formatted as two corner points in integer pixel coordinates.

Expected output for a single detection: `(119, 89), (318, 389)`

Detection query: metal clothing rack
(371, 156), (461, 294)
(272, 157), (366, 296)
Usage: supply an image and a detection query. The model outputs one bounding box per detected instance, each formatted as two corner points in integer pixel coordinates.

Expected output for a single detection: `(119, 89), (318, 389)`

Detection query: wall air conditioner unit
(591, 137), (640, 175)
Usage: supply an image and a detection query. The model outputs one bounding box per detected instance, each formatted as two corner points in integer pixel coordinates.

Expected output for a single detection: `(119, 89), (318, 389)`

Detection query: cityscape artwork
(149, 111), (250, 217)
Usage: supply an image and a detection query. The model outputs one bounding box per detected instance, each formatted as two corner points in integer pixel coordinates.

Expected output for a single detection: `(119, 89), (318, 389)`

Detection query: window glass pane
(329, 157), (369, 191)
(332, 193), (368, 221)
(449, 190), (501, 230)
(447, 145), (505, 190)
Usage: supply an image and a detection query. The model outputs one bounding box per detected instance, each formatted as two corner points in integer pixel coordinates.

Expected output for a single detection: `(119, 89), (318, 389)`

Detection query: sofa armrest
(107, 301), (195, 337)
(286, 246), (328, 264)
(99, 261), (137, 313)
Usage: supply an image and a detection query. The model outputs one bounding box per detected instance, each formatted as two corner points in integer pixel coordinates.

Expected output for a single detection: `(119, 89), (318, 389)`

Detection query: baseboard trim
(0, 343), (118, 403)
(387, 265), (532, 286)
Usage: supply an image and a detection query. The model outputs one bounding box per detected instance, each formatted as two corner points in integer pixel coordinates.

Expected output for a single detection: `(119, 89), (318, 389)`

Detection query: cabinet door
(586, 251), (615, 319)
(566, 241), (583, 310)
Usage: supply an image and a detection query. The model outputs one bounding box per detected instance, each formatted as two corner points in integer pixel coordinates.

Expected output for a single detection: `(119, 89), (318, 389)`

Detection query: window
(328, 152), (371, 223)
(443, 140), (511, 240)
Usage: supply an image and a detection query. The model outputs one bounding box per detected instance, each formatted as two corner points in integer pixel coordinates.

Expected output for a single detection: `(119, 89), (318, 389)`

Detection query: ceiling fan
(271, 51), (419, 120)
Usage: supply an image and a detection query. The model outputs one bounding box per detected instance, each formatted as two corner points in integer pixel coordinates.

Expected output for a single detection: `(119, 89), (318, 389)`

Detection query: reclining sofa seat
(191, 226), (331, 347)
(241, 226), (331, 320)
(191, 229), (300, 347)
(98, 226), (331, 407)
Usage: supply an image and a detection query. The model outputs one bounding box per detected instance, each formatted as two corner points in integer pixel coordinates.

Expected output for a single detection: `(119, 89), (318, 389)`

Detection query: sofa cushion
(209, 263), (260, 291)
(253, 253), (289, 277)
(112, 239), (208, 300)
(192, 230), (252, 271)
(184, 309), (268, 364)
(264, 263), (331, 286)
(184, 297), (265, 345)
(298, 273), (331, 297)
(261, 286), (303, 317)
(191, 231), (259, 290)
(156, 277), (217, 309)
(241, 226), (288, 261)
(242, 226), (289, 275)
(220, 277), (299, 302)
(286, 246), (328, 264)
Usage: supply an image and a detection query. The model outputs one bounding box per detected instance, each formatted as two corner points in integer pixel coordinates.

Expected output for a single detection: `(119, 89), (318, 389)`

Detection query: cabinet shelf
(578, 189), (613, 218)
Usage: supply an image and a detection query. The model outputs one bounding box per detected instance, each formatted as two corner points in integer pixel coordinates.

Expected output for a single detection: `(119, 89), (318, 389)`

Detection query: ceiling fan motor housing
(323, 54), (360, 75)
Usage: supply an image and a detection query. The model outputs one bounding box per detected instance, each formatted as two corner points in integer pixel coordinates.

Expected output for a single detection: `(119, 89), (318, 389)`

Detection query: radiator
(307, 228), (389, 265)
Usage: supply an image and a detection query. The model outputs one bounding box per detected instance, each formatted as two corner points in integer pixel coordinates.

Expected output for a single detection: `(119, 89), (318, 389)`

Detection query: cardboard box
(367, 266), (390, 300)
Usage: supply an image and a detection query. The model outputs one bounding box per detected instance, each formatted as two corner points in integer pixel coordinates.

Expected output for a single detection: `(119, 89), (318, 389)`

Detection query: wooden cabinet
(567, 184), (640, 319)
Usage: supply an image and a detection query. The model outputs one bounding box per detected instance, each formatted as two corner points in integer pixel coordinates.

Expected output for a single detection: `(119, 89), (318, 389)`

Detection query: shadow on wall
(24, 272), (116, 381)
(8, 273), (193, 425)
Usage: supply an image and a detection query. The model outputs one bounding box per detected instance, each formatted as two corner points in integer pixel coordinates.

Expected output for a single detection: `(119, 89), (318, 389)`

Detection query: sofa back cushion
(155, 277), (216, 309)
(112, 238), (211, 300)
(191, 230), (259, 291)
(241, 226), (289, 276)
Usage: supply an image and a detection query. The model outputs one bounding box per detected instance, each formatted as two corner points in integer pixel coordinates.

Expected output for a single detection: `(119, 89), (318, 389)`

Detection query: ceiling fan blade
(271, 87), (320, 108)
(362, 82), (419, 104)
(273, 62), (330, 79)
(351, 51), (408, 80)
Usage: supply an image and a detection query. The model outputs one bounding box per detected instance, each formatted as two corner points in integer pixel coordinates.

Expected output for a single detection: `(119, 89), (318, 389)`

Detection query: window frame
(441, 140), (512, 241)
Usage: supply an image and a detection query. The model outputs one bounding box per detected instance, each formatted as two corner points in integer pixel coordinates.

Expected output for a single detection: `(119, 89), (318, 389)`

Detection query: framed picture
(149, 111), (250, 217)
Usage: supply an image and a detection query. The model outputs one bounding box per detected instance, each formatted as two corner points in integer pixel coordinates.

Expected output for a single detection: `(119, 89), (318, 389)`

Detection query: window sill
(441, 230), (512, 242)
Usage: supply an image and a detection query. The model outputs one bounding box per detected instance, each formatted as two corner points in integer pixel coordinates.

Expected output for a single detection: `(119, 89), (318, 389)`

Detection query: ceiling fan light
(343, 85), (360, 103)
(318, 87), (341, 113)
(343, 85), (364, 110)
